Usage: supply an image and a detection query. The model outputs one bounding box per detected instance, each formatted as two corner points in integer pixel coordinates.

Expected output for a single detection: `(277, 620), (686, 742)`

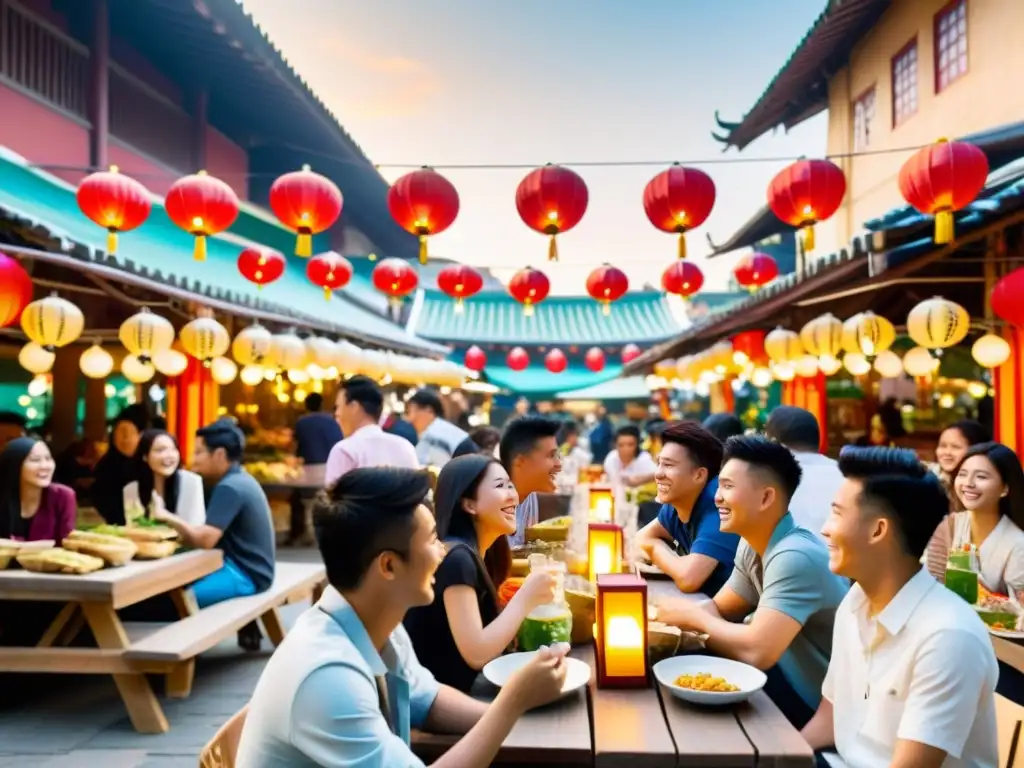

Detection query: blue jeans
(192, 558), (256, 609)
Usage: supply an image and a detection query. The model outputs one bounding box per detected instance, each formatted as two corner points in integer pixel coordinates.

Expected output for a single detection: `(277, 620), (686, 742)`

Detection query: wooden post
(88, 0), (109, 170)
(191, 88), (208, 171)
(50, 346), (82, 454)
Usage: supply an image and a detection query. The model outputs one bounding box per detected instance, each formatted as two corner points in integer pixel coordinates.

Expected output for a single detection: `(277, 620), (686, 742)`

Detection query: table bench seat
(124, 561), (325, 663)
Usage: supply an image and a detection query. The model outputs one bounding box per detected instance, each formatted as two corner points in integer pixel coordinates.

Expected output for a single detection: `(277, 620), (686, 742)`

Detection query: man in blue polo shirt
(655, 436), (849, 729)
(635, 420), (738, 594)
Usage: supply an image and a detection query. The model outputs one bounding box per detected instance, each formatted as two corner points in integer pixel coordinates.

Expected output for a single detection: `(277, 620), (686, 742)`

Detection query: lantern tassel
(419, 235), (429, 265)
(548, 235), (558, 262)
(801, 225), (815, 253)
(106, 230), (118, 254)
(296, 233), (313, 258)
(194, 235), (207, 262)
(523, 301), (535, 317)
(454, 297), (465, 314)
(323, 286), (332, 301)
(935, 211), (954, 244)
(677, 233), (687, 260)
(602, 301), (611, 317)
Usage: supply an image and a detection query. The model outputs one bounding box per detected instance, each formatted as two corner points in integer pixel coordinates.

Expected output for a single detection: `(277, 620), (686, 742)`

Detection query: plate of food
(653, 655), (766, 706)
(482, 646), (591, 699)
(975, 594), (1024, 638)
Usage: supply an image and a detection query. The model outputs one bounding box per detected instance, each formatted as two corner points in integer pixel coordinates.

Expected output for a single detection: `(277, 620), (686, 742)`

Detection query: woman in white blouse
(933, 441), (1024, 597)
(123, 430), (205, 526)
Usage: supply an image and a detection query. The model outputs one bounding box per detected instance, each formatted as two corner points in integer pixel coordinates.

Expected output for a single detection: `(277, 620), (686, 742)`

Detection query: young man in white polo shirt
(803, 446), (998, 768)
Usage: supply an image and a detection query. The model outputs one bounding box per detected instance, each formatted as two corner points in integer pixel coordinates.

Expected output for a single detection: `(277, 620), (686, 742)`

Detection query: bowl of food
(526, 516), (572, 543)
(653, 655), (766, 706)
(975, 594), (1022, 634)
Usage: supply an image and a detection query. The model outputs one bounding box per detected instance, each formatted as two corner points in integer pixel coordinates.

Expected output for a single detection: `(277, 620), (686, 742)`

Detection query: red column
(995, 326), (1024, 453)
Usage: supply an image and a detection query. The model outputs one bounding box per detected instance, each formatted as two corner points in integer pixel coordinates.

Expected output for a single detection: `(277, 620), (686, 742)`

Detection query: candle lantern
(589, 486), (615, 522)
(594, 573), (649, 688)
(588, 522), (623, 583)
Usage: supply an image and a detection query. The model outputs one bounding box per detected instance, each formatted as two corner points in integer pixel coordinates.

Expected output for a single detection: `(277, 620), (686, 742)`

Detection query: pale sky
(240, 0), (828, 295)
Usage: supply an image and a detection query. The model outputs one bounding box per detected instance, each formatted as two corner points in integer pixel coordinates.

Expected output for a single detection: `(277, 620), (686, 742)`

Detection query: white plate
(482, 651), (591, 698)
(989, 627), (1024, 640)
(653, 655), (766, 706)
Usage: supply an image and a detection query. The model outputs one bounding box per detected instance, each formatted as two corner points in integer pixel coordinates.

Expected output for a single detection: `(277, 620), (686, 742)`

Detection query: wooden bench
(997, 693), (1024, 768)
(124, 561), (326, 699)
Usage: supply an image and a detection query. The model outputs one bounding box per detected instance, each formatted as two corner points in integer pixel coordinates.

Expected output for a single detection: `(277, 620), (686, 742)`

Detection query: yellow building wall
(824, 0), (1024, 247)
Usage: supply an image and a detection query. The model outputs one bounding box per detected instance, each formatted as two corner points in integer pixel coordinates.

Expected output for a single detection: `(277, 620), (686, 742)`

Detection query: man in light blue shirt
(236, 467), (569, 768)
(654, 436), (849, 729)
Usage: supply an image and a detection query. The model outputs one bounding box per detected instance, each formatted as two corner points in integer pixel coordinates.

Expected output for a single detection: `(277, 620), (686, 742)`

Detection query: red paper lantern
(507, 346), (530, 371)
(164, 170), (239, 261)
(584, 347), (606, 372)
(436, 264), (483, 313)
(387, 167), (460, 265)
(269, 165), (343, 257)
(372, 258), (419, 305)
(76, 165), (151, 254)
(586, 264), (629, 316)
(465, 345), (487, 372)
(767, 159), (846, 253)
(643, 165), (716, 259)
(0, 252), (33, 328)
(515, 164), (588, 262)
(898, 138), (989, 245)
(545, 348), (568, 374)
(991, 267), (1024, 327)
(733, 252), (779, 293)
(307, 251), (354, 300)
(508, 267), (551, 317)
(731, 330), (768, 366)
(237, 246), (286, 290)
(621, 343), (642, 364)
(661, 260), (704, 299)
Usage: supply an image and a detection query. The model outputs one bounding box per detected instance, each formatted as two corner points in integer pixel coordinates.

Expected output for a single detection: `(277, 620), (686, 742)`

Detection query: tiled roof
(412, 291), (686, 345)
(555, 376), (650, 400)
(483, 364), (623, 396)
(0, 149), (447, 356)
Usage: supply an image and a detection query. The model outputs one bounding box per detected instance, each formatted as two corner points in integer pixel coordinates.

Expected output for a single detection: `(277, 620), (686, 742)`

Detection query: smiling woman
(0, 436), (75, 543)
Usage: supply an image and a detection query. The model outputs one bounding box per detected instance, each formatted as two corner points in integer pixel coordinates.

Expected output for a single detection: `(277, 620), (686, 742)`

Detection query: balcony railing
(0, 0), (193, 171)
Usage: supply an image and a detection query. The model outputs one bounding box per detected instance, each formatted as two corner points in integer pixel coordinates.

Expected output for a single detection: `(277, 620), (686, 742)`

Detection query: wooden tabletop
(0, 549), (223, 609)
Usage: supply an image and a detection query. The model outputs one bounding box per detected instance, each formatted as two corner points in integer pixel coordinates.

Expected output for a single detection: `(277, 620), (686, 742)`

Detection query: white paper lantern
(270, 332), (307, 371)
(335, 341), (363, 376)
(842, 352), (872, 376)
(902, 346), (939, 377)
(180, 315), (230, 364)
(153, 348), (189, 378)
(750, 367), (774, 388)
(818, 355), (843, 376)
(793, 354), (820, 378)
(972, 334), (1011, 369)
(18, 342), (55, 374)
(232, 323), (273, 366)
(764, 327), (803, 363)
(906, 297), (969, 349)
(873, 350), (904, 378)
(118, 307), (174, 362)
(287, 368), (310, 385)
(79, 344), (114, 379)
(21, 293), (85, 350)
(800, 313), (843, 357)
(122, 354), (155, 384)
(304, 336), (338, 368)
(239, 365), (264, 387)
(210, 357), (238, 385)
(771, 361), (796, 381)
(842, 311), (896, 356)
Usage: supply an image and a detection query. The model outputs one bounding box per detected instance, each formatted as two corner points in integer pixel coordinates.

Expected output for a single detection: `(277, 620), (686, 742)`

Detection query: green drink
(945, 567), (979, 604)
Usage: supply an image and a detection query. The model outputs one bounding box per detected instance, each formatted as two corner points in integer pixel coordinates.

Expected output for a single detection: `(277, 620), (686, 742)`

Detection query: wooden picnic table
(412, 574), (814, 766)
(0, 549), (222, 734)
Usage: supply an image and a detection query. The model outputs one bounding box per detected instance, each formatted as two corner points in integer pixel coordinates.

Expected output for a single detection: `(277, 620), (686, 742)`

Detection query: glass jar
(945, 544), (979, 605)
(516, 555), (573, 651)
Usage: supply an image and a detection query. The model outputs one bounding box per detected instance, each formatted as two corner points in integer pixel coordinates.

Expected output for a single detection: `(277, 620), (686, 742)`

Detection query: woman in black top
(404, 454), (555, 692)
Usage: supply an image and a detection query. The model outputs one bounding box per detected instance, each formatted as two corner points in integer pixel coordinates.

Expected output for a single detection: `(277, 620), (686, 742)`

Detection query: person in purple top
(0, 436), (76, 543)
(635, 420), (739, 595)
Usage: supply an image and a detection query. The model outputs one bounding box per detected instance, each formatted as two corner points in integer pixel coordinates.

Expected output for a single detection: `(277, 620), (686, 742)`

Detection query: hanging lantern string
(30, 139), (956, 180)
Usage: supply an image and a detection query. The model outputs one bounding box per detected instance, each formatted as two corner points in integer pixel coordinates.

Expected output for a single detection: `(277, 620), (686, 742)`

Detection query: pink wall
(206, 127), (249, 200)
(107, 141), (176, 197)
(0, 83), (89, 186)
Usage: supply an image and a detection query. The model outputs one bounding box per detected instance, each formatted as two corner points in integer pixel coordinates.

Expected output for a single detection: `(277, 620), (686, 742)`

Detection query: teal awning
(483, 364), (622, 396)
(556, 375), (650, 401)
(411, 290), (686, 346)
(0, 148), (445, 356)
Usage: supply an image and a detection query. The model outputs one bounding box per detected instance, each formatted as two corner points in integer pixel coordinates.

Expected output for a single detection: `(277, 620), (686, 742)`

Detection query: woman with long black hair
(0, 436), (75, 543)
(404, 454), (555, 692)
(122, 429), (205, 525)
(91, 406), (146, 524)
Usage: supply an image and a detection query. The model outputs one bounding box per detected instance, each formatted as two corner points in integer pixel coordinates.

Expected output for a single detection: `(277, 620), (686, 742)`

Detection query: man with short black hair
(407, 389), (477, 468)
(655, 435), (848, 729)
(325, 376), (419, 487)
(603, 424), (657, 488)
(765, 406), (842, 539)
(154, 421), (276, 644)
(293, 391), (343, 467)
(635, 420), (739, 594)
(499, 416), (562, 545)
(801, 446), (998, 768)
(236, 467), (570, 767)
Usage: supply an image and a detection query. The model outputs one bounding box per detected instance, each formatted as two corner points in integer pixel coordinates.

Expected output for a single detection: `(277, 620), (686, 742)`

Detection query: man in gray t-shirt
(652, 436), (849, 729)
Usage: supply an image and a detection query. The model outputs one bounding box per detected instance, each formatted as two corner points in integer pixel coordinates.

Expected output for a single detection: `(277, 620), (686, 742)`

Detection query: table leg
(165, 587), (198, 699)
(37, 602), (78, 648)
(81, 602), (169, 734)
(260, 606), (286, 647)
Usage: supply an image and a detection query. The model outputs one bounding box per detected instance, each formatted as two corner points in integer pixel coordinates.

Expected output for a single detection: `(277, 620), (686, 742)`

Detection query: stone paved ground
(0, 549), (319, 768)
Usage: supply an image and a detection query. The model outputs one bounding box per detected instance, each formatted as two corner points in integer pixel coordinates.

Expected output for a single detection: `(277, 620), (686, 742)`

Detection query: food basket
(0, 546), (15, 570)
(17, 548), (105, 575)
(565, 576), (596, 644)
(63, 531), (137, 566)
(134, 540), (178, 559)
(526, 516), (572, 543)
